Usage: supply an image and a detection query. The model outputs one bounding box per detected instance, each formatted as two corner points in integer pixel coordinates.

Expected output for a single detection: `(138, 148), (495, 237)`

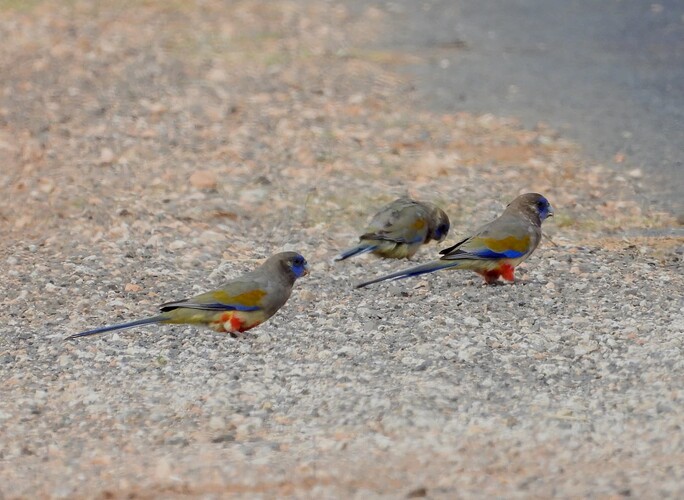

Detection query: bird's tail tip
(333, 244), (375, 263)
(65, 330), (98, 340)
(66, 316), (163, 340)
(354, 260), (456, 289)
(355, 276), (387, 288)
(354, 270), (411, 289)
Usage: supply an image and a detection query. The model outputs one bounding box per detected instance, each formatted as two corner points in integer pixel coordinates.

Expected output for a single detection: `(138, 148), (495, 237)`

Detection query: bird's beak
(302, 262), (310, 276)
(547, 205), (555, 218)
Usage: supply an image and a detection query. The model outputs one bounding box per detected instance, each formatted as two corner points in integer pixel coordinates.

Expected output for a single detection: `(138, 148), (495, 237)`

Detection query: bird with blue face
(67, 252), (309, 339)
(356, 193), (553, 287)
(334, 197), (450, 261)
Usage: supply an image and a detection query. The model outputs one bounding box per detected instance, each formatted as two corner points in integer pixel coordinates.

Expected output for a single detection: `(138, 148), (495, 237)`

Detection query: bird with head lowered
(334, 197), (450, 262)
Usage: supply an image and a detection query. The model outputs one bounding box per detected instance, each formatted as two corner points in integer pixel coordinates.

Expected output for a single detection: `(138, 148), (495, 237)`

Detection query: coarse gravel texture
(1, 1), (683, 498)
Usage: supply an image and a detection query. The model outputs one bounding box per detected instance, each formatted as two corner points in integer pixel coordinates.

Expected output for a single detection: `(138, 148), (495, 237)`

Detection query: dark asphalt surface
(357, 0), (684, 217)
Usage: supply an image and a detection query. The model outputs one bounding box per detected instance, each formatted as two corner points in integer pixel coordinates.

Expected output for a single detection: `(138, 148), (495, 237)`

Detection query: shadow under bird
(356, 193), (553, 288)
(334, 197), (450, 261)
(67, 252), (309, 339)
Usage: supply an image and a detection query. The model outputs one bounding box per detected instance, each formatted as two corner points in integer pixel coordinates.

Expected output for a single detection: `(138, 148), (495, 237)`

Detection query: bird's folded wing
(359, 229), (424, 244)
(440, 224), (531, 261)
(362, 206), (428, 243)
(159, 285), (266, 312)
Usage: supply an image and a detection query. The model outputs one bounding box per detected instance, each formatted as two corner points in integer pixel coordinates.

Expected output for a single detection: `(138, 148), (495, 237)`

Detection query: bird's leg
(542, 232), (559, 247)
(478, 270), (502, 285)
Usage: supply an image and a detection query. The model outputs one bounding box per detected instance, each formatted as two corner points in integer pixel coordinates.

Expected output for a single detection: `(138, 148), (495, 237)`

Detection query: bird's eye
(537, 200), (546, 209)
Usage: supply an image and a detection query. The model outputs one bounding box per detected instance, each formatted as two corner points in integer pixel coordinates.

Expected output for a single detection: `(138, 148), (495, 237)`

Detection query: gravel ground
(1, 2), (683, 498)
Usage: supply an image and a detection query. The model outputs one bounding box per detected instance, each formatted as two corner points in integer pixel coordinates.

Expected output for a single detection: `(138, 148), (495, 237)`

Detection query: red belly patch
(477, 263), (516, 284)
(499, 263), (515, 281)
(211, 312), (261, 334)
(229, 315), (244, 332)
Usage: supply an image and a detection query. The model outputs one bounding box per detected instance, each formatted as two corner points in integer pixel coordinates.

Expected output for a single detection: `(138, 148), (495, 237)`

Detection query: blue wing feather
(160, 302), (260, 312)
(472, 248), (525, 259)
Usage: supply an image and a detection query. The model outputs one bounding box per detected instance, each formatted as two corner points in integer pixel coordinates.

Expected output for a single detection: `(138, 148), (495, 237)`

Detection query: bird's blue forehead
(535, 196), (553, 219)
(434, 223), (450, 238)
(290, 254), (309, 278)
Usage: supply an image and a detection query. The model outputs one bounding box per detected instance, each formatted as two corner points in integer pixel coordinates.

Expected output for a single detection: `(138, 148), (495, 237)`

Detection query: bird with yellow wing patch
(356, 193), (553, 287)
(67, 252), (309, 339)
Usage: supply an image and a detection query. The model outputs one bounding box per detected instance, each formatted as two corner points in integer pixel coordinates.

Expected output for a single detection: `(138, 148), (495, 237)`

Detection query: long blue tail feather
(334, 244), (376, 262)
(355, 260), (459, 288)
(66, 315), (166, 340)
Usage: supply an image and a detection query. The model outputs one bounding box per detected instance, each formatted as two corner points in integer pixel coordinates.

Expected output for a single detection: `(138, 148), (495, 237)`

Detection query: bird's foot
(479, 270), (502, 285)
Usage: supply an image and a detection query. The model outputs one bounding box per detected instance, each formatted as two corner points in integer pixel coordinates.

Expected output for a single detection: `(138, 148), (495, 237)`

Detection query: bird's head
(427, 205), (451, 242)
(508, 193), (554, 224)
(274, 252), (310, 279)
